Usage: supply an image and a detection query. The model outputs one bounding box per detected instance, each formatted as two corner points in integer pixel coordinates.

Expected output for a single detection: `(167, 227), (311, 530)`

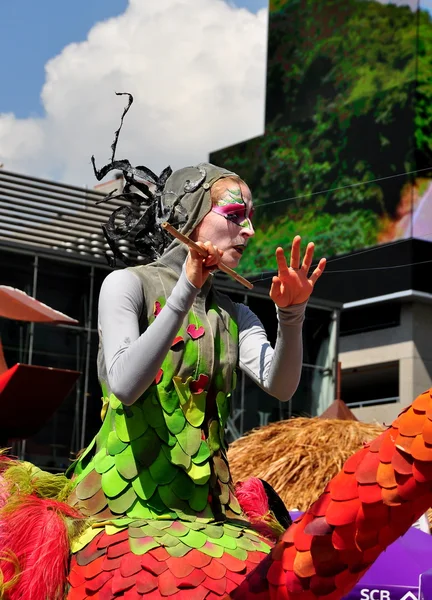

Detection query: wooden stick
(162, 222), (254, 290)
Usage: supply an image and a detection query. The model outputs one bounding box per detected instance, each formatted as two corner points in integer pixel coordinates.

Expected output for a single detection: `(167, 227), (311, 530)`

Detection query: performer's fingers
(302, 242), (315, 272)
(290, 236), (301, 270)
(309, 258), (327, 285)
(276, 247), (290, 275)
(270, 276), (281, 297)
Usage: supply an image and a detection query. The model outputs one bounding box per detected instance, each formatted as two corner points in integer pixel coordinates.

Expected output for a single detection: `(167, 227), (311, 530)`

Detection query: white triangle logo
(400, 592), (417, 600)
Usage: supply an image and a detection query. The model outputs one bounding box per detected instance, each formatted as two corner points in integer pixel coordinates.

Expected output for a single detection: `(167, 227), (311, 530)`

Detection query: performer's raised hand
(269, 236), (326, 307)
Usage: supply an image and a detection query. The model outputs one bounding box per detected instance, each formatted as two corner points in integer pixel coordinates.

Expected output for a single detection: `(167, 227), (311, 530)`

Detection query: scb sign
(356, 590), (418, 600)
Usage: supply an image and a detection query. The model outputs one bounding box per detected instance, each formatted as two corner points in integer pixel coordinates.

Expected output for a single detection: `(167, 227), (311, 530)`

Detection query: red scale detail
(185, 549), (213, 568)
(355, 452), (380, 485)
(111, 570), (136, 595)
(411, 435), (432, 462)
(422, 418), (432, 446)
(331, 523), (358, 552)
(176, 588), (209, 600)
(141, 553), (169, 575)
(150, 547), (171, 561)
(328, 471), (358, 502)
(138, 590), (162, 600)
(123, 589), (145, 600)
(398, 407), (425, 437)
(284, 569), (305, 594)
(413, 459), (432, 482)
(281, 545), (298, 571)
(217, 552), (247, 573)
(225, 569), (246, 585)
(177, 568), (206, 588)
(308, 492), (331, 517)
(136, 569), (158, 594)
(85, 570), (113, 594)
(392, 448), (413, 476)
(83, 555), (105, 580)
(343, 448), (369, 474)
(202, 559), (227, 580)
(326, 498), (360, 526)
(158, 569), (180, 596)
(226, 578), (238, 595)
(166, 556), (195, 578)
(69, 566), (86, 588)
(97, 528), (129, 549)
(357, 502), (389, 527)
(368, 436), (383, 453)
(245, 551), (266, 565)
(102, 555), (122, 571)
(266, 560), (286, 587)
(66, 582), (87, 600)
(99, 581), (116, 600)
(106, 538), (130, 559)
(120, 552), (143, 577)
(202, 574), (227, 595)
(378, 431), (398, 463)
(394, 433), (416, 454)
(357, 482), (383, 504)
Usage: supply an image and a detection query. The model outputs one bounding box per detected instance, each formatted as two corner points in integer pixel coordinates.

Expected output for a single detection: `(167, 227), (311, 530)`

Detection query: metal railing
(345, 396), (399, 409)
(0, 169), (136, 263)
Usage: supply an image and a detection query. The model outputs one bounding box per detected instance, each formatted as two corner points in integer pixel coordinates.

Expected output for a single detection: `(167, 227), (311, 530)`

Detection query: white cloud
(375, 0), (420, 10)
(0, 0), (268, 185)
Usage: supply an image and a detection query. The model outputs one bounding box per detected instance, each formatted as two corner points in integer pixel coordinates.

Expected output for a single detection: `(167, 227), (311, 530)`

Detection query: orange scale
(166, 557), (195, 578)
(225, 579), (238, 595)
(410, 435), (432, 462)
(398, 407), (425, 437)
(328, 471), (358, 502)
(396, 473), (421, 500)
(392, 448), (413, 476)
(281, 521), (298, 544)
(141, 553), (169, 576)
(134, 590), (160, 600)
(381, 487), (403, 506)
(310, 535), (341, 565)
(344, 449), (369, 474)
(185, 548), (212, 569)
(332, 523), (357, 551)
(376, 462), (397, 489)
(293, 550), (316, 579)
(96, 528), (129, 549)
(176, 588), (208, 600)
(69, 567), (86, 588)
(217, 553), (247, 573)
(247, 550), (268, 565)
(378, 431), (398, 464)
(272, 541), (288, 562)
(412, 390), (431, 412)
(394, 433), (415, 455)
(150, 547), (171, 562)
(426, 401), (432, 422)
(66, 583), (88, 600)
(413, 459), (432, 482)
(422, 418), (432, 445)
(355, 453), (380, 485)
(202, 560), (227, 580)
(326, 498), (360, 527)
(309, 492), (332, 517)
(357, 482), (383, 504)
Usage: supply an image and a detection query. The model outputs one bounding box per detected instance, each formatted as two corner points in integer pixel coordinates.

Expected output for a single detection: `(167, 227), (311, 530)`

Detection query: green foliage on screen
(211, 0), (432, 273)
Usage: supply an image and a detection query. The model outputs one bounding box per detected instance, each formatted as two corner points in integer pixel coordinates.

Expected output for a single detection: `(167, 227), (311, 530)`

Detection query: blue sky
(0, 0), (267, 119)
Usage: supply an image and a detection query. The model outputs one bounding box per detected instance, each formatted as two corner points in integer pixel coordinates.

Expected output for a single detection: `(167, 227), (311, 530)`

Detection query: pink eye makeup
(212, 187), (254, 229)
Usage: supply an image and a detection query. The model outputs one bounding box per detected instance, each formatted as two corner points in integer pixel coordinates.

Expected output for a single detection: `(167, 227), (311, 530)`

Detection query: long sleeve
(98, 266), (199, 405)
(236, 301), (306, 402)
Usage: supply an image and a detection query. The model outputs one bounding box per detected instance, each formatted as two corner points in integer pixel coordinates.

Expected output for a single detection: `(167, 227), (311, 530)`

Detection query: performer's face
(192, 179), (255, 268)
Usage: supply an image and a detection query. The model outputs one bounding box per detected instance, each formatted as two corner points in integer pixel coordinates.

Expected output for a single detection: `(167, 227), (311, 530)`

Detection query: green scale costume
(66, 164), (272, 575)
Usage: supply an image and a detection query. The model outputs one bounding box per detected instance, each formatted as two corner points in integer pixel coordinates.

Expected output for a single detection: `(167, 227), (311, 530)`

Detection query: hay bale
(228, 417), (384, 511)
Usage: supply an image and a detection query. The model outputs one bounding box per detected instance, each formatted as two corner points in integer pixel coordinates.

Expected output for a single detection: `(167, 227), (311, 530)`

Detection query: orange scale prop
(158, 569), (180, 596)
(413, 458), (432, 482)
(376, 462), (397, 489)
(202, 560), (227, 580)
(421, 417), (432, 445)
(293, 551), (316, 579)
(378, 431), (398, 463)
(355, 452), (381, 485)
(357, 482), (383, 504)
(394, 433), (415, 454)
(308, 492), (332, 517)
(331, 523), (357, 551)
(112, 570), (137, 595)
(202, 574), (227, 595)
(325, 498), (360, 527)
(328, 472), (359, 502)
(177, 569), (206, 588)
(343, 449), (368, 474)
(391, 447), (413, 475)
(410, 434), (432, 462)
(142, 553), (169, 575)
(120, 553), (143, 578)
(85, 571), (114, 594)
(397, 407), (426, 437)
(412, 390), (431, 412)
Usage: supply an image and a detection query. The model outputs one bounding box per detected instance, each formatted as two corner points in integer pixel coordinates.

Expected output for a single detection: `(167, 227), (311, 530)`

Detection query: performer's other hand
(186, 241), (223, 288)
(269, 236), (326, 307)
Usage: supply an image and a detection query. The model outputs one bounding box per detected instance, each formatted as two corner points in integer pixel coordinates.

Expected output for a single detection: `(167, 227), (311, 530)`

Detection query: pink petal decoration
(187, 324), (205, 340)
(154, 301), (162, 317)
(190, 374), (209, 394)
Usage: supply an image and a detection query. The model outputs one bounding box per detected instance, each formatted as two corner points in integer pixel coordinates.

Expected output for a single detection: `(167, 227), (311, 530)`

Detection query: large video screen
(210, 0), (432, 275)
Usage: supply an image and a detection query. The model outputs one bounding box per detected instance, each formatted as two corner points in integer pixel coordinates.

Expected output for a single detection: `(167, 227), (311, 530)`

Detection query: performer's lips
(233, 245), (246, 255)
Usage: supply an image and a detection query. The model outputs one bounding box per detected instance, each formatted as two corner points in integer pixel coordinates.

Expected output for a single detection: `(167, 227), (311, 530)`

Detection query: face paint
(211, 187), (254, 229)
